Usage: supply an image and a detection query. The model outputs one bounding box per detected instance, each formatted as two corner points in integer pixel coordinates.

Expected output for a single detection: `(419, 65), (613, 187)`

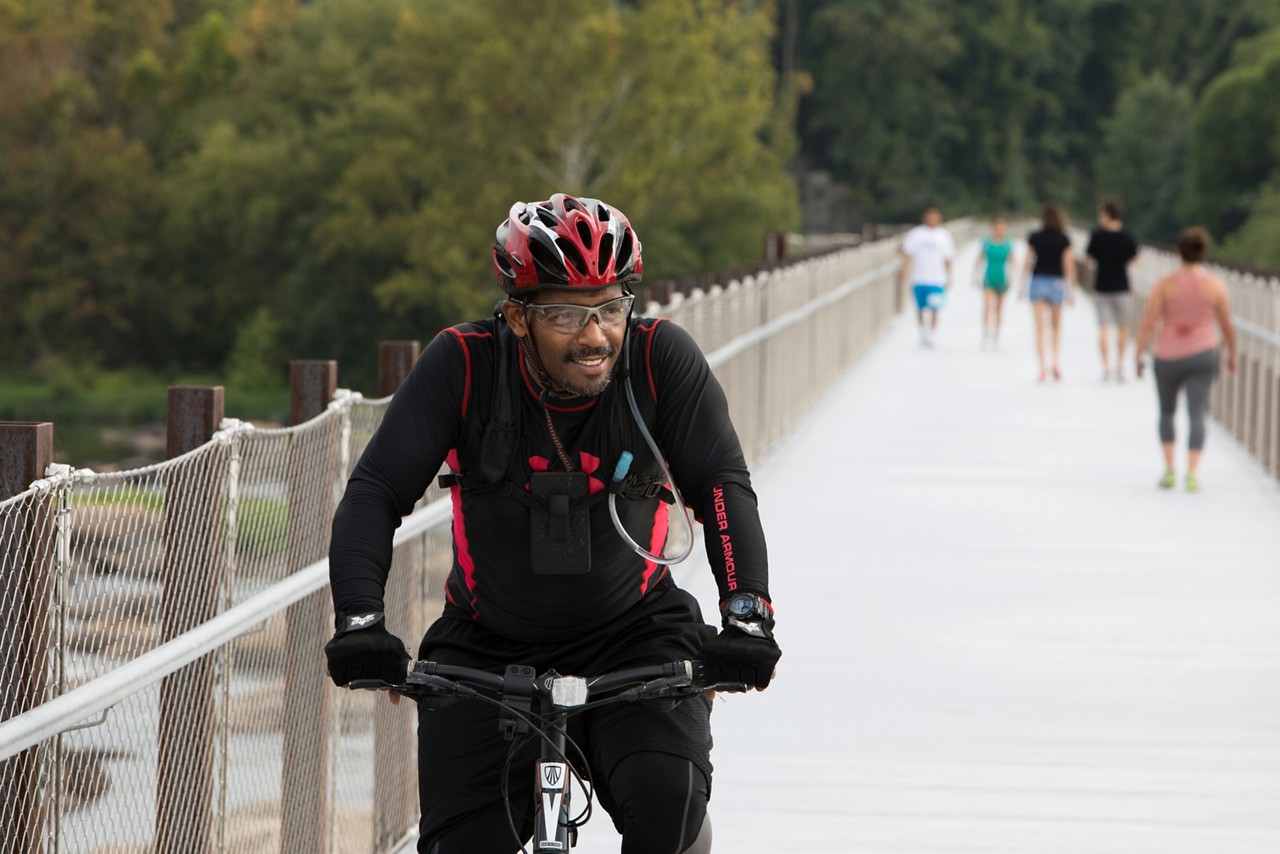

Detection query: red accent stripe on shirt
(444, 328), (493, 419)
(634, 318), (665, 404)
(444, 448), (479, 617)
(638, 501), (670, 597)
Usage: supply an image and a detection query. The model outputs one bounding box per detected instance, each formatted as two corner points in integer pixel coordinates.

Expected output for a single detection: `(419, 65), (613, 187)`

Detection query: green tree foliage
(1183, 32), (1280, 238)
(793, 0), (1280, 247)
(0, 1), (163, 369)
(0, 0), (797, 388)
(225, 305), (286, 392)
(802, 0), (964, 218)
(1095, 74), (1192, 242)
(1218, 180), (1280, 269)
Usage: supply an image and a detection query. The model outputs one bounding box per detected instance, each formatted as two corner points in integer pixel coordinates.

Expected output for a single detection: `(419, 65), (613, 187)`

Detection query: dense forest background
(3, 0), (1280, 426)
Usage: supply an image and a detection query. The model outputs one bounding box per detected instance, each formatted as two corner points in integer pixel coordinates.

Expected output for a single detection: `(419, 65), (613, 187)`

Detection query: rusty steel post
(0, 422), (55, 854)
(378, 341), (421, 398)
(281, 361), (337, 854)
(156, 387), (225, 853)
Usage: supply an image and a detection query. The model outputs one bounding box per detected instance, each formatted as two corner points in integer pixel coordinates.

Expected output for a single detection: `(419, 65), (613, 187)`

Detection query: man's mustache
(565, 345), (615, 362)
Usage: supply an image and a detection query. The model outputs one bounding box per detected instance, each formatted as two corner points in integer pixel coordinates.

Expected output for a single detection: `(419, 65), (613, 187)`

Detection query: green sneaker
(1158, 469), (1176, 489)
(1185, 472), (1200, 493)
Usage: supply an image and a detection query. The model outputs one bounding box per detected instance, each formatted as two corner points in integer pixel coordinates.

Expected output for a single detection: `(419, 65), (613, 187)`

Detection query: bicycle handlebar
(349, 658), (745, 707)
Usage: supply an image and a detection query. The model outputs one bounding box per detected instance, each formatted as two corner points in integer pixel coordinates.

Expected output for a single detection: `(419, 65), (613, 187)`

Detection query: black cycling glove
(700, 593), (781, 690)
(324, 612), (411, 687)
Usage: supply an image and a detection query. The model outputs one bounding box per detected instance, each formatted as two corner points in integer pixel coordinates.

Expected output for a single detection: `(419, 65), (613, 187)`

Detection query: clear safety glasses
(521, 295), (635, 334)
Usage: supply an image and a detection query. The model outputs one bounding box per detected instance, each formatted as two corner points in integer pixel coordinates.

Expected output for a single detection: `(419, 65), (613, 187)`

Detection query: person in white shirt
(899, 205), (956, 347)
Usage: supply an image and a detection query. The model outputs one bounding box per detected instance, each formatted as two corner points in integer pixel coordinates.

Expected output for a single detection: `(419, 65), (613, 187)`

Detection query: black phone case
(528, 471), (592, 575)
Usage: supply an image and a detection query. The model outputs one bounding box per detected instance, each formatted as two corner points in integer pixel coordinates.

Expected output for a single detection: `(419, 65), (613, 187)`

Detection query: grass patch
(72, 486), (165, 512)
(1, 368), (290, 467)
(0, 374), (290, 425)
(237, 496), (289, 559)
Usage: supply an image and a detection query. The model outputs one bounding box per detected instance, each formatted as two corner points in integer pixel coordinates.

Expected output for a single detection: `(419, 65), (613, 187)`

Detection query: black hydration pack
(436, 315), (674, 574)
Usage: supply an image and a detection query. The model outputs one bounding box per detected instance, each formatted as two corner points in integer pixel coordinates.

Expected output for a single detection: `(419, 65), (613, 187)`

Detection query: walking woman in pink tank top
(1134, 227), (1237, 492)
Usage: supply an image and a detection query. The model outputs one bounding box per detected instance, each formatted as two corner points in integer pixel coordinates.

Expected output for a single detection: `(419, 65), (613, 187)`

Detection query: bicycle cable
(465, 692), (596, 851)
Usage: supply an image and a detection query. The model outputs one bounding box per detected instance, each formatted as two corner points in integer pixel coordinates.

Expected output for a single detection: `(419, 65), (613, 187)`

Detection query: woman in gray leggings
(1135, 227), (1237, 492)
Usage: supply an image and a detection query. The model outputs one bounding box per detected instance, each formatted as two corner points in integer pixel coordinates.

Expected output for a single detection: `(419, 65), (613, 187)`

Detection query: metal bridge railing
(0, 225), (986, 853)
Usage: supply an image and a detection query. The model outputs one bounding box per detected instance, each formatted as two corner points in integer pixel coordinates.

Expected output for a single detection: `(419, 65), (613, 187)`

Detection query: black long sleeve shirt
(329, 315), (769, 643)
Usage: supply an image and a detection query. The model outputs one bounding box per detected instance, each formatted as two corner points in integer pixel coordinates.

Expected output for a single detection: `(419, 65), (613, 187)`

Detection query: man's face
(504, 284), (629, 397)
(923, 208), (941, 227)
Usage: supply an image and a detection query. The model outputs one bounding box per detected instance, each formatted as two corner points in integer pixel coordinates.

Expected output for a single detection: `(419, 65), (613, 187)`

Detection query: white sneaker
(1114, 371), (1125, 384)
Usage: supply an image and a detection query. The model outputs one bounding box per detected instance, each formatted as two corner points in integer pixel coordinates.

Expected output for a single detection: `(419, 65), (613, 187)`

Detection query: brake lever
(706, 681), (749, 694)
(619, 674), (694, 702)
(348, 679), (399, 691)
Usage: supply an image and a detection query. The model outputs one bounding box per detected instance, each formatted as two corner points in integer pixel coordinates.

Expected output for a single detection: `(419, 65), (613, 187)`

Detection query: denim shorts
(1029, 275), (1066, 305)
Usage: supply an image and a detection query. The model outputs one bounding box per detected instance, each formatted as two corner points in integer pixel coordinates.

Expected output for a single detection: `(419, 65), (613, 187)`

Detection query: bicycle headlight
(550, 675), (589, 707)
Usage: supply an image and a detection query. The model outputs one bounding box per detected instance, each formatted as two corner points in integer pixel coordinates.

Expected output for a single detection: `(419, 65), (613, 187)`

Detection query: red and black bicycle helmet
(493, 194), (643, 296)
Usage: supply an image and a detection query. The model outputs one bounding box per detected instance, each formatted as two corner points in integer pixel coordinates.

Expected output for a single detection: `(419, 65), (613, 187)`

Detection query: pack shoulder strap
(437, 317), (520, 492)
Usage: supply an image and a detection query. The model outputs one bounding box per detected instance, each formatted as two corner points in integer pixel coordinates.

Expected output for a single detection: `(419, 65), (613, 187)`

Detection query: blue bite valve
(611, 451), (634, 484)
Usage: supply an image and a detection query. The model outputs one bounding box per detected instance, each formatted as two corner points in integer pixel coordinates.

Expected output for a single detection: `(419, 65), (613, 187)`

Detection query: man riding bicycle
(324, 194), (781, 853)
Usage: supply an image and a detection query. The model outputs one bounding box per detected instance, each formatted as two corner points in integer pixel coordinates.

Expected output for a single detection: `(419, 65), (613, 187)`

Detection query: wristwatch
(721, 592), (772, 637)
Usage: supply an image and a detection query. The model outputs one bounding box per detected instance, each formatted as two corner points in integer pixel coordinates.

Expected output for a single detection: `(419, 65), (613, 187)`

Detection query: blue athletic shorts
(912, 284), (946, 311)
(1029, 275), (1066, 305)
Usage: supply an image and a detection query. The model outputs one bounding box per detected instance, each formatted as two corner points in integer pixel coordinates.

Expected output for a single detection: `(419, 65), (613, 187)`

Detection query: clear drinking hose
(607, 377), (695, 565)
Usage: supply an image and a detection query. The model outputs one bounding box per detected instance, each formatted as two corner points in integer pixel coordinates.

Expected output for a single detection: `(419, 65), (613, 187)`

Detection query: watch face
(728, 594), (755, 617)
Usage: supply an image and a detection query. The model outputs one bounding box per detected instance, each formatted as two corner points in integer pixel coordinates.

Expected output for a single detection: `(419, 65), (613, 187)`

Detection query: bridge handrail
(0, 497), (451, 761)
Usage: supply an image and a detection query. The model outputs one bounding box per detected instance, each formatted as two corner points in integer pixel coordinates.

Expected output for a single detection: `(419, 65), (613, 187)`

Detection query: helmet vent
(562, 196), (583, 213)
(530, 239), (568, 283)
(556, 237), (589, 277)
(616, 230), (635, 271)
(576, 221), (594, 250)
(597, 233), (614, 275)
(494, 250), (515, 276)
(534, 206), (559, 228)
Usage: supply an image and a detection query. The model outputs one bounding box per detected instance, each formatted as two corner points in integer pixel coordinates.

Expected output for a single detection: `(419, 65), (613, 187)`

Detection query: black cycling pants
(415, 587), (716, 852)
(420, 750), (710, 854)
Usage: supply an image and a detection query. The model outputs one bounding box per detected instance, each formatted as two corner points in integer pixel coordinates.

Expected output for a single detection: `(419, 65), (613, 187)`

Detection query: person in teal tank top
(974, 216), (1015, 346)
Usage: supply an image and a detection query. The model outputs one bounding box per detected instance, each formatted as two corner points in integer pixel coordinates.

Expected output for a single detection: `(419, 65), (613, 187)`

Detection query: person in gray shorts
(1085, 199), (1139, 381)
(1094, 291), (1130, 328)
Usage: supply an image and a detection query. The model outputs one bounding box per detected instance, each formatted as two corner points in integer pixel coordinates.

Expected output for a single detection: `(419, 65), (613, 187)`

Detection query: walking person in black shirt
(1086, 198), (1140, 382)
(1020, 202), (1078, 382)
(323, 194), (781, 853)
